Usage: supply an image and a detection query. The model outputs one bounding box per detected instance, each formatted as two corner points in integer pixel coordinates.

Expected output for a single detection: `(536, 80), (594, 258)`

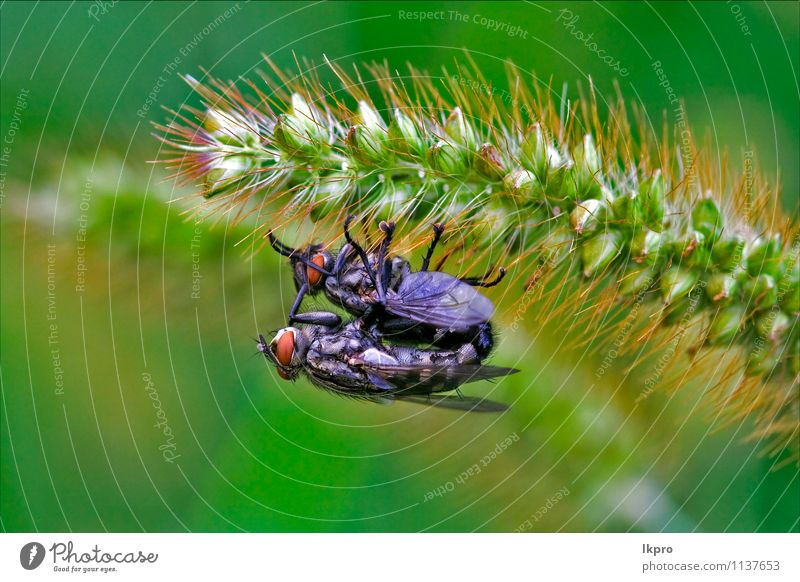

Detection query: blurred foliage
(1, 1), (798, 532)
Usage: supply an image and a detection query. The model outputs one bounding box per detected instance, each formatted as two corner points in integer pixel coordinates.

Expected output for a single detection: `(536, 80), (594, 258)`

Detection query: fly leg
(353, 221), (395, 330)
(343, 215), (379, 291)
(420, 223), (445, 271)
(299, 259), (334, 278)
(269, 231), (333, 277)
(331, 243), (354, 277)
(376, 221), (396, 303)
(358, 305), (381, 329)
(268, 231), (296, 257)
(300, 243), (334, 278)
(289, 311), (342, 327)
(272, 238), (315, 324)
(287, 283), (341, 327)
(460, 267), (507, 288)
(287, 283), (309, 323)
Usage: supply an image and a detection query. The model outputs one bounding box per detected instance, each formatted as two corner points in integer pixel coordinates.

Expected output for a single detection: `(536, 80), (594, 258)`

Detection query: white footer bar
(1, 533), (796, 581)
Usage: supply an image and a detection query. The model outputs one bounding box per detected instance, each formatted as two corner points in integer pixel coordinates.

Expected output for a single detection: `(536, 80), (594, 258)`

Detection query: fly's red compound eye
(306, 254), (326, 286)
(272, 329), (295, 368)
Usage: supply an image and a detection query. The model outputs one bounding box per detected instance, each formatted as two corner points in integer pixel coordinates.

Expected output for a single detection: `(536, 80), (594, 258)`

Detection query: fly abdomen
(306, 349), (368, 390)
(434, 323), (495, 359)
(456, 342), (480, 365)
(469, 322), (495, 359)
(389, 342), (480, 367)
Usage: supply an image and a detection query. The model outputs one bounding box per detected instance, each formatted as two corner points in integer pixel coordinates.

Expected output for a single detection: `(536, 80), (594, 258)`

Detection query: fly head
(292, 243), (333, 292)
(259, 327), (310, 380)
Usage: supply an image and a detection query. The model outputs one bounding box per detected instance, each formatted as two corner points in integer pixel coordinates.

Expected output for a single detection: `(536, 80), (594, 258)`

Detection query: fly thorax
(389, 257), (410, 288)
(340, 266), (369, 290)
(323, 275), (344, 301)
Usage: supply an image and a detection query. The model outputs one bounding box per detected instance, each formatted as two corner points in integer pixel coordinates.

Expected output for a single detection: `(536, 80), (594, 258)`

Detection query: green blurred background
(1, 1), (798, 532)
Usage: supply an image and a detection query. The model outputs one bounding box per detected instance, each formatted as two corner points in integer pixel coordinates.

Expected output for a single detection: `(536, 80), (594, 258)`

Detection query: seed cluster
(157, 58), (798, 458)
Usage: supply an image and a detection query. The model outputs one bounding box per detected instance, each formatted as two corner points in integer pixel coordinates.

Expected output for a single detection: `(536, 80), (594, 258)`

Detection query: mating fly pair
(259, 216), (517, 411)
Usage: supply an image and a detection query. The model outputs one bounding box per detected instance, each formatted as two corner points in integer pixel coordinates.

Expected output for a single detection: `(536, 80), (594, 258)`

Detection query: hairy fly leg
(460, 267), (507, 288)
(287, 282), (309, 323)
(268, 230), (337, 325)
(342, 214), (379, 291)
(268, 231), (334, 279)
(417, 224), (506, 288)
(420, 223), (445, 271)
(375, 220), (396, 303)
(288, 310), (342, 327)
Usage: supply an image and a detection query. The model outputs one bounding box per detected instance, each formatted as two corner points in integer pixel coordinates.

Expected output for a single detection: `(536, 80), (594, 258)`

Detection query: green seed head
(660, 266), (699, 304)
(444, 107), (479, 153)
(346, 124), (386, 165)
(475, 143), (506, 180)
(635, 171), (666, 231)
(581, 231), (621, 277)
(755, 310), (792, 343)
(309, 173), (354, 222)
(520, 124), (552, 179)
(619, 264), (655, 296)
(204, 155), (254, 196)
(570, 198), (608, 235)
(692, 197), (723, 242)
(572, 134), (602, 201)
(203, 108), (259, 147)
(706, 272), (739, 303)
(630, 228), (663, 264)
(743, 274), (777, 309)
(388, 109), (424, 157)
(429, 140), (465, 175)
(503, 167), (537, 198)
(711, 234), (746, 272)
(707, 305), (746, 345)
(746, 234), (782, 277)
(779, 280), (799, 314)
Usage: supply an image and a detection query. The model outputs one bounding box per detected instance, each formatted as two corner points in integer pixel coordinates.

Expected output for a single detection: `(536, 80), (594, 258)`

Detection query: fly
(268, 216), (506, 357)
(257, 316), (517, 412)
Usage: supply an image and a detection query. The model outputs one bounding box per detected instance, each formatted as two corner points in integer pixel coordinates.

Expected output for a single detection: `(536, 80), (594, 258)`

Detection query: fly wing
(397, 394), (509, 412)
(353, 359), (518, 394)
(386, 271), (494, 331)
(307, 371), (507, 412)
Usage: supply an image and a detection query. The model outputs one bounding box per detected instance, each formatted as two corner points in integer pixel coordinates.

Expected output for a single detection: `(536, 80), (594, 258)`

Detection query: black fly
(257, 316), (517, 412)
(268, 216), (506, 357)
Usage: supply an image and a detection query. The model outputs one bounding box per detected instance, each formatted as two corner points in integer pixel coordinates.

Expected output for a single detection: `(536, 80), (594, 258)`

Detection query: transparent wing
(397, 394), (509, 412)
(386, 271), (494, 331)
(355, 360), (518, 394)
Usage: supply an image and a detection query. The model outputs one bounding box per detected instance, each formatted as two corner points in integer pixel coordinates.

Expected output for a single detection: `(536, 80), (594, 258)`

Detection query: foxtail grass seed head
(156, 58), (799, 459)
